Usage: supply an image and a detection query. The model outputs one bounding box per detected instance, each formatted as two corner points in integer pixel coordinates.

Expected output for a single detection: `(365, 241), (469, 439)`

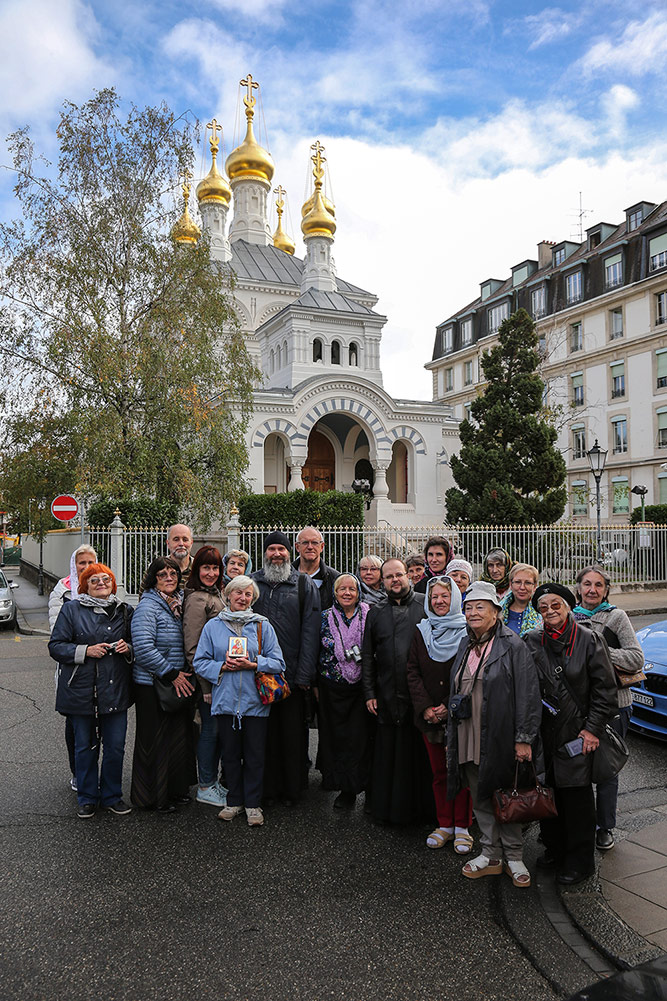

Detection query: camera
(106, 641), (120, 654)
(449, 693), (472, 721)
(344, 644), (362, 664)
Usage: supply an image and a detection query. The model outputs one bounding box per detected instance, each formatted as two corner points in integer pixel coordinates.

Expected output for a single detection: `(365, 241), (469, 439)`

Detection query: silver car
(0, 570), (18, 628)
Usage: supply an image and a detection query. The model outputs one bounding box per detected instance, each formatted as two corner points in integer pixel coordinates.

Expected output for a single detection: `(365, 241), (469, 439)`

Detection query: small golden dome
(273, 217), (295, 255)
(301, 188), (336, 240)
(197, 123), (232, 206)
(172, 180), (201, 245)
(225, 76), (274, 184)
(301, 189), (335, 219)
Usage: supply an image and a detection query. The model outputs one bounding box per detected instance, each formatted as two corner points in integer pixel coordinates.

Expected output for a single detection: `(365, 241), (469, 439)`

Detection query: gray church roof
(259, 288), (385, 331)
(230, 239), (372, 297)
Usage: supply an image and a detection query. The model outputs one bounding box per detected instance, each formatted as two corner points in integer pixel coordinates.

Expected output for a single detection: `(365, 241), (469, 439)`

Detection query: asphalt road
(1, 629), (664, 1001)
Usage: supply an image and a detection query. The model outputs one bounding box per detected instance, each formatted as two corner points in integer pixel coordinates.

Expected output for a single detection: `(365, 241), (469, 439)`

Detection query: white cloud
(206, 0), (287, 22)
(580, 11), (667, 77)
(521, 7), (581, 49)
(601, 84), (640, 138)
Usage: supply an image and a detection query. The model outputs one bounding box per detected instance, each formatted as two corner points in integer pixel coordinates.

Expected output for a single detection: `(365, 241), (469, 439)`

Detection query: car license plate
(633, 692), (654, 707)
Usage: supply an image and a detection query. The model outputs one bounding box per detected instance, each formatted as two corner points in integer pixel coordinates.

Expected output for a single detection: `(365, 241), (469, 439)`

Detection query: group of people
(49, 529), (642, 888)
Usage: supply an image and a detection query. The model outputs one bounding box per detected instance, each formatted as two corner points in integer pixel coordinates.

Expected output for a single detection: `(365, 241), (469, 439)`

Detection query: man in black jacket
(362, 558), (431, 824)
(253, 531), (321, 806)
(293, 526), (340, 610)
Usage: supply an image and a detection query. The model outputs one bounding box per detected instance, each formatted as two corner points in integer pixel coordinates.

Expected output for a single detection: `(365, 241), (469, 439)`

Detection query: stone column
(109, 509), (126, 600)
(288, 460), (305, 491)
(371, 459), (390, 501)
(226, 505), (241, 550)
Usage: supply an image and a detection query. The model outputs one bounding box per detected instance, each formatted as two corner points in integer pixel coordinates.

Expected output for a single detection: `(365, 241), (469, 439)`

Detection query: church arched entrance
(302, 429), (335, 492)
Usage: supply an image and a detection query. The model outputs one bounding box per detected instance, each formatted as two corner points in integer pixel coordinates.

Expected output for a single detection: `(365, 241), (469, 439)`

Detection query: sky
(1, 0), (667, 399)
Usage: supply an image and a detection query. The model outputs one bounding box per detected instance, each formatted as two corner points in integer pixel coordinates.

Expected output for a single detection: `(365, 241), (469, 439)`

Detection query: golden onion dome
(225, 111), (274, 184)
(197, 153), (232, 206)
(301, 187), (336, 240)
(172, 180), (201, 245)
(301, 189), (335, 219)
(273, 217), (295, 255)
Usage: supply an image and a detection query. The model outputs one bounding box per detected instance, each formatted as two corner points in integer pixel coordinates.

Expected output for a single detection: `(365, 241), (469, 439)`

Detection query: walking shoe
(77, 804), (96, 819)
(106, 800), (132, 815)
(596, 829), (615, 850)
(218, 804), (244, 821)
(70, 775), (78, 792)
(246, 807), (264, 827)
(196, 783), (227, 808)
(333, 792), (356, 811)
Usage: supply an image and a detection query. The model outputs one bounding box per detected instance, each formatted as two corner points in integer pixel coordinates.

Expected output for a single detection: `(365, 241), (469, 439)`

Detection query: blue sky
(1, 0), (667, 396)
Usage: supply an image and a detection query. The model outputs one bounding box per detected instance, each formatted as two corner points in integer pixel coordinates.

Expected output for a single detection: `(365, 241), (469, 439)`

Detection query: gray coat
(447, 622), (542, 802)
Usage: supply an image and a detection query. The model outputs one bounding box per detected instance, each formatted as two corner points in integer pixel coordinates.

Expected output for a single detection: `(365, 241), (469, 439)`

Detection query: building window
(444, 326), (453, 353)
(611, 416), (628, 454)
(657, 409), (667, 448)
(313, 338), (323, 362)
(464, 360), (473, 385)
(572, 426), (586, 459)
(331, 340), (341, 365)
(464, 402), (472, 422)
(276, 343), (281, 369)
(612, 477), (629, 515)
(566, 271), (582, 304)
(554, 248), (565, 267)
(657, 292), (667, 325)
(660, 474), (667, 504)
(445, 367), (453, 392)
(649, 234), (667, 272)
(349, 342), (358, 366)
(610, 308), (623, 340)
(610, 361), (625, 399)
(531, 286), (546, 319)
(605, 253), (623, 289)
(571, 372), (584, 407)
(572, 481), (588, 517)
(570, 321), (583, 353)
(628, 209), (643, 230)
(488, 302), (509, 334)
(269, 348), (275, 374)
(461, 318), (472, 345)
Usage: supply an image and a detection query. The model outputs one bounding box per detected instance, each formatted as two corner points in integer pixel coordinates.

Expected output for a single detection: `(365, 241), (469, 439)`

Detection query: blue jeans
(70, 712), (128, 807)
(595, 706), (631, 831)
(197, 698), (223, 787)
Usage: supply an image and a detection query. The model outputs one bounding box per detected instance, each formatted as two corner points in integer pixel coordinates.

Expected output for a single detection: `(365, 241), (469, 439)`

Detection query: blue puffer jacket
(50, 600), (133, 716)
(131, 589), (184, 686)
(194, 615), (285, 720)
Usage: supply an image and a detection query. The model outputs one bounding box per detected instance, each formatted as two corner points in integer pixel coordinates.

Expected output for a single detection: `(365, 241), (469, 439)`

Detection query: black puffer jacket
(50, 600), (133, 716)
(446, 622), (542, 802)
(361, 590), (425, 725)
(525, 616), (618, 788)
(252, 568), (321, 686)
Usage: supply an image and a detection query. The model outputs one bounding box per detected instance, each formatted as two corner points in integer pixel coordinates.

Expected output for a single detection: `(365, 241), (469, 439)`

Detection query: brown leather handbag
(492, 762), (558, 824)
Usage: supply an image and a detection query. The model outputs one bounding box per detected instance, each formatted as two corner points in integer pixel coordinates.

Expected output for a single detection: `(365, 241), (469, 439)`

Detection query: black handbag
(591, 722), (630, 784)
(153, 675), (197, 714)
(492, 762), (558, 825)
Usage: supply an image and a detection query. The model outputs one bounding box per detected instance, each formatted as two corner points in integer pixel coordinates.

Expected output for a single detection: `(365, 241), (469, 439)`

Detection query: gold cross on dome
(206, 118), (222, 155)
(310, 140), (326, 184)
(240, 74), (259, 109)
(181, 168), (193, 200)
(274, 185), (286, 212)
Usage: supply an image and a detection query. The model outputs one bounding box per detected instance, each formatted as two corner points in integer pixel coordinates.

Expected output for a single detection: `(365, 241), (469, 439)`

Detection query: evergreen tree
(0, 90), (259, 530)
(445, 308), (566, 525)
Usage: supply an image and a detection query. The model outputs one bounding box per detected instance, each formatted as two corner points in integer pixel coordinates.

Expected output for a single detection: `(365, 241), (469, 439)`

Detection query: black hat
(532, 582), (576, 612)
(263, 530), (291, 553)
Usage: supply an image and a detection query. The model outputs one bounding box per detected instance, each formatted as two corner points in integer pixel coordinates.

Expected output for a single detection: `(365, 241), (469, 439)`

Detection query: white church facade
(176, 75), (459, 526)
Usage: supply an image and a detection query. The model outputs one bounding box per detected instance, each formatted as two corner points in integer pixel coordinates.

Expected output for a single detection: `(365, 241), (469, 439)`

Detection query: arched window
(313, 338), (323, 362)
(349, 342), (358, 366)
(282, 340), (288, 365)
(331, 339), (341, 365)
(276, 343), (282, 369)
(269, 349), (275, 374)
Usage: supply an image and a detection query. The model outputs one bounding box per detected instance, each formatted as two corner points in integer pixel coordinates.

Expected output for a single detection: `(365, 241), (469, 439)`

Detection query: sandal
(504, 860), (531, 887)
(454, 833), (474, 855)
(462, 854), (503, 879)
(426, 827), (454, 849)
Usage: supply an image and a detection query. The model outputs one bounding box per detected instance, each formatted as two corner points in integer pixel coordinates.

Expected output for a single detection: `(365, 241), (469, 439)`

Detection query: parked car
(632, 620), (667, 740)
(0, 569), (18, 629)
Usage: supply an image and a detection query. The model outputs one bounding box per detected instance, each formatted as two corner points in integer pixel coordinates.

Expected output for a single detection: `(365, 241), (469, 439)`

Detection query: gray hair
(575, 564), (611, 601)
(73, 544), (97, 561)
(359, 554), (382, 570)
(224, 574), (259, 602)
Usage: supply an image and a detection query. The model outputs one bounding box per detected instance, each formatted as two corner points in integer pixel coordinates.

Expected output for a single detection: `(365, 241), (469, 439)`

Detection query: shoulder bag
(602, 625), (646, 688)
(492, 761), (558, 825)
(556, 661), (629, 784)
(254, 622), (291, 705)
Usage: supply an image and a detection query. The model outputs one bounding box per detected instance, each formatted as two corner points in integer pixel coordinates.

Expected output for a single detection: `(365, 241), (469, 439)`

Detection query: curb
(15, 608), (50, 637)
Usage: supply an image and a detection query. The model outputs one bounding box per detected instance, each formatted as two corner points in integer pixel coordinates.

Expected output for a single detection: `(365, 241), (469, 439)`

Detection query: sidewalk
(6, 568), (51, 634)
(600, 818), (667, 953)
(613, 587), (667, 615)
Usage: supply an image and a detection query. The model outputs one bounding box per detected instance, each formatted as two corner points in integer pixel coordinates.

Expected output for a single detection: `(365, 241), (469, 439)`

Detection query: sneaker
(106, 799), (132, 815)
(246, 807), (264, 827)
(196, 783), (227, 808)
(218, 804), (244, 821)
(596, 829), (615, 850)
(70, 775), (77, 792)
(77, 803), (96, 819)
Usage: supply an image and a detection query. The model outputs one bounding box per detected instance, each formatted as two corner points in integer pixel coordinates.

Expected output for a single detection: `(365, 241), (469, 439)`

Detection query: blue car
(632, 620), (667, 740)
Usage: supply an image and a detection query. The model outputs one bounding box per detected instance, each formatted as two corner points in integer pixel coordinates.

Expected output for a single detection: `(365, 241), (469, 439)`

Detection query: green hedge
(630, 504), (667, 525)
(238, 490), (364, 528)
(87, 496), (180, 528)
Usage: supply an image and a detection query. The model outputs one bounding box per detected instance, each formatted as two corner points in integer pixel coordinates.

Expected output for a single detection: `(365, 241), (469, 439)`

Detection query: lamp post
(587, 439), (608, 561)
(631, 484), (648, 522)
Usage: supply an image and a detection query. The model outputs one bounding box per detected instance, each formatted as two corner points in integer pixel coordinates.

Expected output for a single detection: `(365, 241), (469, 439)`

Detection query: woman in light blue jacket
(194, 575), (285, 827)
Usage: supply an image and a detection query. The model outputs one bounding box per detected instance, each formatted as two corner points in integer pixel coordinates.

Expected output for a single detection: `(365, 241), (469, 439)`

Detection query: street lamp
(631, 484), (648, 522)
(587, 439), (608, 561)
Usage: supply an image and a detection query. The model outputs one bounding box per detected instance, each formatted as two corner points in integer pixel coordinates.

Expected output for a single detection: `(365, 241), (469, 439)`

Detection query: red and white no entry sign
(51, 495), (79, 522)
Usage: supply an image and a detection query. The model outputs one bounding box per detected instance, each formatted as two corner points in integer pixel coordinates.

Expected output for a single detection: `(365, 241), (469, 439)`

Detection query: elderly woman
(357, 555), (384, 605)
(573, 566), (644, 851)
(500, 563), (542, 637)
(405, 555), (426, 587)
(183, 546), (227, 809)
(223, 548), (252, 587)
(445, 559), (473, 596)
(525, 583), (618, 884)
(481, 548), (514, 600)
(194, 575), (285, 827)
(447, 581), (541, 887)
(316, 574), (371, 810)
(407, 576), (472, 852)
(49, 563), (133, 818)
(131, 556), (197, 813)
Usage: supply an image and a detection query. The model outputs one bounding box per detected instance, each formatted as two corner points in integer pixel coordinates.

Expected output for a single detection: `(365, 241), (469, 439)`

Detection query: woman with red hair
(49, 563), (134, 819)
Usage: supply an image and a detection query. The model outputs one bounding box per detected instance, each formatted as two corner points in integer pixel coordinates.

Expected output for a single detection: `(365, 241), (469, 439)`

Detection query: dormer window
(649, 234), (667, 272)
(554, 248), (566, 267)
(488, 302), (509, 335)
(444, 326), (453, 353)
(605, 253), (623, 289)
(461, 318), (472, 345)
(566, 271), (583, 304)
(628, 209), (643, 230)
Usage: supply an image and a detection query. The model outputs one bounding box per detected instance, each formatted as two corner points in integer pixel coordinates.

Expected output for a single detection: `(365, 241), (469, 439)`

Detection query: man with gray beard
(252, 531), (321, 806)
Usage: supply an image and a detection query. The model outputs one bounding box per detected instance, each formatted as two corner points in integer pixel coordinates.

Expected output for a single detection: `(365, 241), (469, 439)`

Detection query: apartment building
(426, 198), (667, 521)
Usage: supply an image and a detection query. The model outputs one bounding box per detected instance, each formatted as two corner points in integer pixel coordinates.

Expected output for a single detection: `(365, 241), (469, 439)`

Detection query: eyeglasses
(538, 601), (567, 612)
(383, 572), (408, 581)
(156, 569), (178, 579)
(88, 575), (111, 585)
